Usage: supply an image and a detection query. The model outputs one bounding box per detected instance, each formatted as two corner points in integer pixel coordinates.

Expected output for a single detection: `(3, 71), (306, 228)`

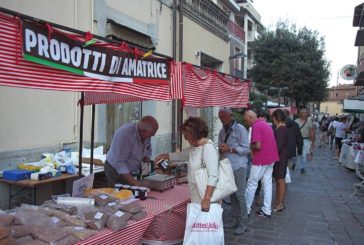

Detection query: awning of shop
(353, 3), (364, 27)
(343, 93), (364, 113)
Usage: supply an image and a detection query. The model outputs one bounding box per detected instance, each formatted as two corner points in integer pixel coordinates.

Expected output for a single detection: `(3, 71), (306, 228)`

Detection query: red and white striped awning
(0, 13), (182, 103)
(184, 63), (249, 108)
(0, 10), (248, 108)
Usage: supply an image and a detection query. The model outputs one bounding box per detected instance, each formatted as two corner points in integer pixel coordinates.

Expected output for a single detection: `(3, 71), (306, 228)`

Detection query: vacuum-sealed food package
(63, 226), (97, 240)
(131, 211), (147, 221)
(30, 225), (68, 243)
(105, 211), (132, 232)
(0, 213), (15, 227)
(120, 203), (144, 214)
(9, 225), (30, 238)
(84, 211), (108, 230)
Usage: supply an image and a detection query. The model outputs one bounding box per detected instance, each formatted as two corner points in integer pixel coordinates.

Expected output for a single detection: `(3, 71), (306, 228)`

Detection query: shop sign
(22, 21), (169, 84)
(340, 64), (358, 80)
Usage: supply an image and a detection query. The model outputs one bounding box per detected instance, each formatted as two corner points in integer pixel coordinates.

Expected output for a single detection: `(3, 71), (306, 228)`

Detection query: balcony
(182, 0), (229, 41)
(228, 20), (245, 42)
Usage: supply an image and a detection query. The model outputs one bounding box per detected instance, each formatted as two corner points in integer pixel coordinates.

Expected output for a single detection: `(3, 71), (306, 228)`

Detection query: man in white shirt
(334, 116), (350, 159)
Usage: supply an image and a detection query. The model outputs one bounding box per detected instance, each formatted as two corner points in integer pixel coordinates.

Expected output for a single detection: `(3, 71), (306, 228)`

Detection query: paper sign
(75, 226), (84, 231)
(51, 217), (60, 223)
(114, 211), (124, 217)
(94, 212), (103, 220)
(100, 194), (108, 200)
(72, 173), (95, 197)
(108, 202), (117, 207)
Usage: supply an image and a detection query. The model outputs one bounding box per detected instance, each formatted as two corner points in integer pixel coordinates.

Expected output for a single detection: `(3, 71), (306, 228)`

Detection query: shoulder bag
(194, 142), (237, 202)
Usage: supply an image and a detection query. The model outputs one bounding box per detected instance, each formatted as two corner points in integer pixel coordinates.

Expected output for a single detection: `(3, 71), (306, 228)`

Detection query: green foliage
(251, 21), (330, 107)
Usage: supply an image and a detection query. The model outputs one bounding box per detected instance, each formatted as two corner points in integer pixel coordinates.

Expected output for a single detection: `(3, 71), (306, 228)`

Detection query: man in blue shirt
(105, 116), (158, 187)
(218, 107), (250, 235)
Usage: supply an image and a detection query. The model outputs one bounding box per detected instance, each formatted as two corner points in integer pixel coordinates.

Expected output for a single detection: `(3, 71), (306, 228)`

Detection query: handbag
(183, 203), (224, 245)
(194, 142), (237, 202)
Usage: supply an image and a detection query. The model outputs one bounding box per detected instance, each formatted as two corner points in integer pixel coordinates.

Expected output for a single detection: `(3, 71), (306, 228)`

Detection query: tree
(251, 21), (330, 107)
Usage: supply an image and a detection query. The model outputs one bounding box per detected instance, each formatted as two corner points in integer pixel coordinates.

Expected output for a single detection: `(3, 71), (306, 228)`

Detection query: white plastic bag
(285, 167), (291, 184)
(183, 203), (224, 245)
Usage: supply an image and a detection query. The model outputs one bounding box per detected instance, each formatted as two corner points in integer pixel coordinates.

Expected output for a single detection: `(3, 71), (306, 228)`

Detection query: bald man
(243, 110), (279, 218)
(105, 116), (159, 187)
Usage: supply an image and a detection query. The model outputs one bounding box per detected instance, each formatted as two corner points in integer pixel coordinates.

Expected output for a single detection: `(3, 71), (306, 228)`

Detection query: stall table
(0, 173), (79, 209)
(79, 184), (190, 245)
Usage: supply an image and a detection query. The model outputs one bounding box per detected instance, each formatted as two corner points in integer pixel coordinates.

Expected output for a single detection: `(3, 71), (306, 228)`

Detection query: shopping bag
(285, 167), (291, 184)
(183, 203), (224, 245)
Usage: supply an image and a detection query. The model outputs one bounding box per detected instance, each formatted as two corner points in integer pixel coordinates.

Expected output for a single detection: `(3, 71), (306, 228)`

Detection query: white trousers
(245, 163), (274, 215)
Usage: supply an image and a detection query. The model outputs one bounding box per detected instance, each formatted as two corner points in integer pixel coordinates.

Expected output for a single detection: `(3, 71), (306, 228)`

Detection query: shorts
(335, 137), (343, 150)
(273, 160), (288, 179)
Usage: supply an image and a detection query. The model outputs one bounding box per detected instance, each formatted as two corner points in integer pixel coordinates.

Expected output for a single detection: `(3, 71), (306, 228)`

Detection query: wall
(320, 101), (343, 116)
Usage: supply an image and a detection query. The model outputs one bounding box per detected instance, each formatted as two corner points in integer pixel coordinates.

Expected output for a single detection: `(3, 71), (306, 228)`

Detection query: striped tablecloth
(78, 184), (190, 245)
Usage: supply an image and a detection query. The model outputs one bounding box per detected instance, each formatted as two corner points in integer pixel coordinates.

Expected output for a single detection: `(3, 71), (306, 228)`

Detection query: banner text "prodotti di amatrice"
(22, 21), (169, 84)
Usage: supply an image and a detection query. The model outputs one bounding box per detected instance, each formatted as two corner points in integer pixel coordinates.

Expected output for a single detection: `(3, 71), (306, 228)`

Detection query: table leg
(33, 187), (36, 205)
(8, 184), (12, 209)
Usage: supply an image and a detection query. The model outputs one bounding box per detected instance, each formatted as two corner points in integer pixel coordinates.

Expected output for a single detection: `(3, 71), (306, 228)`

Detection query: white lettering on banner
(71, 47), (82, 67)
(60, 42), (70, 63)
(23, 25), (169, 82)
(25, 29), (37, 52)
(38, 33), (49, 58)
(49, 39), (60, 61)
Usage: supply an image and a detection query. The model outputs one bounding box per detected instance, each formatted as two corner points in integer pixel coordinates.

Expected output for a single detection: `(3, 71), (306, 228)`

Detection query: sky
(253, 0), (362, 87)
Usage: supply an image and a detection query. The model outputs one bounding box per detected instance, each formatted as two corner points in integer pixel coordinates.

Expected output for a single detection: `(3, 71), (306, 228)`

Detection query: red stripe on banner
(133, 78), (169, 85)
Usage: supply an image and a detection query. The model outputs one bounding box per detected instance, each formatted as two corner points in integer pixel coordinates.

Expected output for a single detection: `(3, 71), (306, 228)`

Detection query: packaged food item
(83, 188), (114, 197)
(23, 239), (48, 245)
(30, 225), (68, 243)
(0, 227), (9, 240)
(0, 236), (15, 245)
(110, 189), (133, 201)
(51, 235), (79, 245)
(84, 211), (108, 230)
(93, 194), (116, 207)
(139, 187), (148, 200)
(105, 211), (132, 232)
(120, 203), (144, 214)
(9, 225), (30, 238)
(0, 213), (15, 226)
(14, 235), (33, 245)
(114, 183), (123, 191)
(63, 226), (97, 240)
(56, 197), (95, 207)
(131, 211), (147, 221)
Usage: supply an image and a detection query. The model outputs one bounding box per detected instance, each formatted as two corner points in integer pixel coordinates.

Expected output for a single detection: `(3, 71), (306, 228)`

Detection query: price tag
(94, 212), (104, 220)
(114, 211), (124, 217)
(108, 202), (117, 207)
(100, 194), (108, 200)
(75, 226), (84, 231)
(51, 217), (60, 223)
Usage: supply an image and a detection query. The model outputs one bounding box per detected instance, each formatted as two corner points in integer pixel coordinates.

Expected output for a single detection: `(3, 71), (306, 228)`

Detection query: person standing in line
(294, 107), (314, 174)
(218, 107), (250, 235)
(328, 116), (339, 150)
(243, 110), (279, 218)
(271, 109), (289, 212)
(283, 110), (303, 170)
(319, 115), (329, 148)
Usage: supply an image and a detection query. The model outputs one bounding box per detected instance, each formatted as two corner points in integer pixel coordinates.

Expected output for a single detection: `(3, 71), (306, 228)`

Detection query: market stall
(0, 7), (250, 245)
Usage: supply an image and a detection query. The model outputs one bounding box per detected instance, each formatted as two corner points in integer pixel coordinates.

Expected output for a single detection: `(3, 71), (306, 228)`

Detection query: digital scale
(142, 174), (176, 192)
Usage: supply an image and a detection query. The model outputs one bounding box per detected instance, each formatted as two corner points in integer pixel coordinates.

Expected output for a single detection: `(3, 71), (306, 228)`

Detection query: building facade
(320, 84), (358, 116)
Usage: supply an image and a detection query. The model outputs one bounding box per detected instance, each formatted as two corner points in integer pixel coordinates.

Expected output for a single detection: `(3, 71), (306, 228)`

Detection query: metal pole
(78, 92), (84, 176)
(171, 0), (177, 152)
(178, 0), (184, 151)
(90, 104), (95, 174)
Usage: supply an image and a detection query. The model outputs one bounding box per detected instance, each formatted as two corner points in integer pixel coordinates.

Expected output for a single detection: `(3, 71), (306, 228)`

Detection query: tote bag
(194, 142), (237, 202)
(183, 203), (224, 245)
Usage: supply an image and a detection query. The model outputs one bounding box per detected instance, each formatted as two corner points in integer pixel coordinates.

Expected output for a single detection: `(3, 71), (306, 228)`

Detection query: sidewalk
(224, 145), (364, 245)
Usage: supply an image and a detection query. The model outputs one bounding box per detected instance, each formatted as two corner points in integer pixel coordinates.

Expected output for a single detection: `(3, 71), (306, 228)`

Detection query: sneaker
(255, 210), (271, 218)
(291, 164), (296, 171)
(223, 221), (239, 228)
(301, 168), (305, 174)
(234, 224), (248, 235)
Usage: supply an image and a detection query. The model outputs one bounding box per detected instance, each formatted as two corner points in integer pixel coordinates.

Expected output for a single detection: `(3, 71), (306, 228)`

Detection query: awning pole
(78, 92), (85, 176)
(90, 104), (96, 174)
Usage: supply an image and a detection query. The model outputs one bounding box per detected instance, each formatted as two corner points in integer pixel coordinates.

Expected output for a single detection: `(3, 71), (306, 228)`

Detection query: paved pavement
(224, 145), (364, 245)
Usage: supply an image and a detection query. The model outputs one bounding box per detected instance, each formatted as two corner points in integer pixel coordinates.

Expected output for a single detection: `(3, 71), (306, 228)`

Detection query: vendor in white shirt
(335, 115), (351, 159)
